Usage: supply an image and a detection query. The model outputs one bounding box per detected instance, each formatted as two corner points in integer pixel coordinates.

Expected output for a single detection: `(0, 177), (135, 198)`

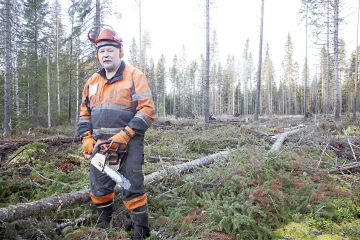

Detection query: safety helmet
(88, 24), (123, 47)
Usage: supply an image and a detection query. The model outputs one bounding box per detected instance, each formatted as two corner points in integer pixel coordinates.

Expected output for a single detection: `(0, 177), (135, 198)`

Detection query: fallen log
(0, 189), (90, 223)
(328, 162), (360, 173)
(269, 126), (306, 154)
(0, 151), (228, 222)
(146, 156), (192, 162)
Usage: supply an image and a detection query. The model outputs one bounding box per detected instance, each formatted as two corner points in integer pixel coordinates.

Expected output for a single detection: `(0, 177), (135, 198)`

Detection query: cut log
(0, 151), (228, 222)
(269, 126), (306, 154)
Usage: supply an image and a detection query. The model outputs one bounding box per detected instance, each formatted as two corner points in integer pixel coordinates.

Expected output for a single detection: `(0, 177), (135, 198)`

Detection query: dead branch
(317, 143), (330, 168)
(0, 151), (229, 222)
(55, 214), (92, 230)
(348, 138), (357, 162)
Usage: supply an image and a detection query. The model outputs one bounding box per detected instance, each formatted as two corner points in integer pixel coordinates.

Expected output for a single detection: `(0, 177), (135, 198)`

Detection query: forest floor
(0, 115), (360, 240)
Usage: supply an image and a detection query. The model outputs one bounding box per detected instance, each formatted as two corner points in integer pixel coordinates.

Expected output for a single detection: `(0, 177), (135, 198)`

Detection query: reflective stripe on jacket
(77, 62), (155, 138)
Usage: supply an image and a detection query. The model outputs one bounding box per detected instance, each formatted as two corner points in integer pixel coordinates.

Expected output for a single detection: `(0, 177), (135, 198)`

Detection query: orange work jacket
(77, 61), (155, 138)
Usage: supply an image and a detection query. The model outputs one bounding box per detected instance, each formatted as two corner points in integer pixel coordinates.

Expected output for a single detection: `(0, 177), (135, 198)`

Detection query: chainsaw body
(88, 141), (131, 190)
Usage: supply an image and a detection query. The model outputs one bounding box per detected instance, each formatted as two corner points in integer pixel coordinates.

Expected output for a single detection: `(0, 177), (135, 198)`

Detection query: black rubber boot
(130, 205), (150, 240)
(98, 204), (113, 229)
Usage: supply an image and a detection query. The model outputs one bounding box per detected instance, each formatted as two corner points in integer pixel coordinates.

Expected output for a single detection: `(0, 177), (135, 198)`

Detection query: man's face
(97, 45), (121, 72)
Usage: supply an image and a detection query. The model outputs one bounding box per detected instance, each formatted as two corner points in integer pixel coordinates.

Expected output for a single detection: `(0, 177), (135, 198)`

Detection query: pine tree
(155, 55), (166, 117)
(129, 37), (140, 68)
(280, 33), (296, 115)
(262, 43), (274, 116)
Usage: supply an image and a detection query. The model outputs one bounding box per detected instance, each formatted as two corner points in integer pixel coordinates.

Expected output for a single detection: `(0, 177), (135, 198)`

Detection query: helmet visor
(88, 24), (116, 44)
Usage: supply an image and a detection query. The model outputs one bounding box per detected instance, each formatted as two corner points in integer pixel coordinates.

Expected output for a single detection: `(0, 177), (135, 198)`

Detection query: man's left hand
(108, 126), (135, 149)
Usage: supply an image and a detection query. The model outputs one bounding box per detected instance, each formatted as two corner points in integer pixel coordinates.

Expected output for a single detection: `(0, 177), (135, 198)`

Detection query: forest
(0, 0), (360, 239)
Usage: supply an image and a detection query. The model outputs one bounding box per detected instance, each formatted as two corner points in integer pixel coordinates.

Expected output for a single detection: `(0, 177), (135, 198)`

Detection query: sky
(64, 0), (359, 79)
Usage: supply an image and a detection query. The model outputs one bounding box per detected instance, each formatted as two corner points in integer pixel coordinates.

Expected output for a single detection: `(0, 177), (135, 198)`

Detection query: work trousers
(89, 135), (146, 209)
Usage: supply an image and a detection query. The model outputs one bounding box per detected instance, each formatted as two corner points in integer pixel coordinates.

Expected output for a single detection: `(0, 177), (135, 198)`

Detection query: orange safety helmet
(88, 24), (123, 47)
(88, 24), (124, 60)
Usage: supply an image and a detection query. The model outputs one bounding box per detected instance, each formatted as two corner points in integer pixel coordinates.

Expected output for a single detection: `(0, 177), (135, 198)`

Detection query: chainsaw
(87, 140), (131, 190)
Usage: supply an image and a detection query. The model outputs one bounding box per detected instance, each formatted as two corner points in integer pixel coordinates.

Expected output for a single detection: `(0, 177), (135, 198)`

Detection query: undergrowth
(1, 120), (360, 239)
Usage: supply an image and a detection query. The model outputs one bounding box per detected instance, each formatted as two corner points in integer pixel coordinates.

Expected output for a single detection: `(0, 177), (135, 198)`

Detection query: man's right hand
(82, 131), (96, 156)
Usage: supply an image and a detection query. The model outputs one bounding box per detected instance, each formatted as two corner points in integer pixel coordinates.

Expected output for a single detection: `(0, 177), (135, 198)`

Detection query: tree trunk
(325, 0), (330, 116)
(27, 68), (30, 117)
(76, 58), (79, 123)
(204, 0), (210, 128)
(68, 29), (73, 124)
(47, 47), (51, 128)
(353, 0), (360, 120)
(304, 3), (308, 118)
(34, 9), (40, 127)
(0, 151), (228, 222)
(254, 0), (264, 121)
(95, 0), (100, 25)
(138, 0), (142, 70)
(3, 0), (13, 137)
(14, 32), (20, 120)
(333, 0), (340, 121)
(56, 0), (61, 115)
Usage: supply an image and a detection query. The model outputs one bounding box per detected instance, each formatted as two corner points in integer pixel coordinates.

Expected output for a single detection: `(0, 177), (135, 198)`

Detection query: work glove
(109, 126), (135, 150)
(82, 131), (96, 156)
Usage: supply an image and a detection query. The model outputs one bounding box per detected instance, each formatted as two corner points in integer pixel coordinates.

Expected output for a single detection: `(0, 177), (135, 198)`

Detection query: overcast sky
(101, 0), (358, 77)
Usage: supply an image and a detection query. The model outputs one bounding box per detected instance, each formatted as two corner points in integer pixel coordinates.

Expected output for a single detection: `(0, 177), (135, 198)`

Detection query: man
(77, 24), (155, 239)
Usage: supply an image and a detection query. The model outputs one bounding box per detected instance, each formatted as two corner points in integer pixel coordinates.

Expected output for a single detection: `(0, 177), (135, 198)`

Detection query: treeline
(0, 0), (359, 137)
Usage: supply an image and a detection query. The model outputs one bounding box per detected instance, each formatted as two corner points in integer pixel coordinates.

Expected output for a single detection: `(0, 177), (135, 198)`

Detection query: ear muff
(119, 48), (124, 59)
(96, 53), (99, 61)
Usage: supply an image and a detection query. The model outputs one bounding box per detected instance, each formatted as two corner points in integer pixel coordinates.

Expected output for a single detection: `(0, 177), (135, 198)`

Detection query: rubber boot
(98, 204), (113, 229)
(130, 205), (150, 240)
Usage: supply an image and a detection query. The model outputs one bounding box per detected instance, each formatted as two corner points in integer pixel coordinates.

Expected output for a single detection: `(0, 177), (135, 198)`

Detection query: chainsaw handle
(85, 140), (112, 160)
(85, 140), (127, 160)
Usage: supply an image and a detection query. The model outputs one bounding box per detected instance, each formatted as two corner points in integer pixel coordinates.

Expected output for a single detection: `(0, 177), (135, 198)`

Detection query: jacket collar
(98, 60), (126, 84)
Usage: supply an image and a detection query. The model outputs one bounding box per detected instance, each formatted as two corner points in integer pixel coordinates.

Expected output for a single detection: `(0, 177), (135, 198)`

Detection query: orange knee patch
(90, 192), (115, 205)
(123, 194), (148, 211)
